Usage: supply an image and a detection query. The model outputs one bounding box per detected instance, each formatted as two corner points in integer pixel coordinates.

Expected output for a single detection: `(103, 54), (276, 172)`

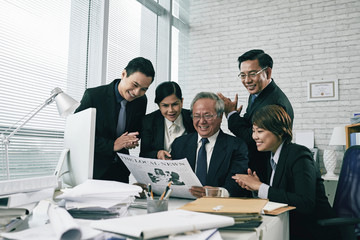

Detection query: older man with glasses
(170, 92), (250, 198)
(218, 49), (293, 183)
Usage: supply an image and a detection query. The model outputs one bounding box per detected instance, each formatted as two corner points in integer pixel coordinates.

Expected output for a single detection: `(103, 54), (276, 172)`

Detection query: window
(0, 0), (189, 180)
(0, 0), (95, 180)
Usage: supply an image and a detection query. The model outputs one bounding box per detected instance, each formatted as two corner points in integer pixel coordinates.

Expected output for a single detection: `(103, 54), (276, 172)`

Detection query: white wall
(179, 0), (360, 173)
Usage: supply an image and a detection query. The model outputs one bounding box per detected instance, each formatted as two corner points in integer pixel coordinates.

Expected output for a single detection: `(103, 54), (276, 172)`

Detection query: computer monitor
(54, 108), (96, 187)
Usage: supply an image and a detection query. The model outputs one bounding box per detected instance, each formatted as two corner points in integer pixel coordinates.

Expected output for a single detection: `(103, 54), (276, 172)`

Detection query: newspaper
(118, 153), (202, 199)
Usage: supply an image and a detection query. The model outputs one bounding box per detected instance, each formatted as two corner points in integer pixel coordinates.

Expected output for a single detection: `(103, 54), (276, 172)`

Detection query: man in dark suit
(170, 92), (250, 198)
(75, 57), (155, 183)
(218, 49), (293, 182)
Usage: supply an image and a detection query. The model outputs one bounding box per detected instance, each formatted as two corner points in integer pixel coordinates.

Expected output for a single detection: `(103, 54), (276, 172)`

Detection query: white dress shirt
(194, 130), (229, 197)
(258, 141), (284, 199)
(164, 114), (185, 152)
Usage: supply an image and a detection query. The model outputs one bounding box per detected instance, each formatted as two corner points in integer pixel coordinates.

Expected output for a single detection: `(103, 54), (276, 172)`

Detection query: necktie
(270, 158), (277, 172)
(249, 94), (257, 109)
(270, 158), (277, 186)
(196, 138), (209, 185)
(116, 100), (127, 137)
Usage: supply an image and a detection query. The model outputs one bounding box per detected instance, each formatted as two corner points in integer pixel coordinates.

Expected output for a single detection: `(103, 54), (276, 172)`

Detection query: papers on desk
(0, 200), (103, 240)
(91, 209), (234, 239)
(0, 204), (34, 233)
(262, 201), (296, 215)
(0, 187), (55, 208)
(118, 153), (202, 199)
(0, 220), (103, 240)
(179, 197), (268, 230)
(56, 179), (142, 220)
(0, 202), (38, 232)
(0, 176), (58, 196)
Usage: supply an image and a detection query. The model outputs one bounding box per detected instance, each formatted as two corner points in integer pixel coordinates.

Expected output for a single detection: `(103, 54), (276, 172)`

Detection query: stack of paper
(56, 179), (142, 219)
(0, 203), (36, 233)
(179, 197), (268, 230)
(0, 182), (56, 233)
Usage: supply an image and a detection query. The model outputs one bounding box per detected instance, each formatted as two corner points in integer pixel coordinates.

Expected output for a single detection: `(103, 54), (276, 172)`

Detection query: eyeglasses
(192, 114), (217, 121)
(238, 67), (267, 80)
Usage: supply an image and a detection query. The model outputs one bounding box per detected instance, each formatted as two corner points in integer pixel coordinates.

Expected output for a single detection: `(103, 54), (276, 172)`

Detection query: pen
(148, 183), (154, 199)
(163, 188), (173, 200)
(160, 181), (173, 200)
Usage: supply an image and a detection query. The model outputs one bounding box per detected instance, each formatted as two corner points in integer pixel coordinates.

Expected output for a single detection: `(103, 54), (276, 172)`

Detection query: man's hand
(157, 150), (172, 160)
(217, 93), (242, 117)
(113, 132), (139, 151)
(189, 186), (206, 198)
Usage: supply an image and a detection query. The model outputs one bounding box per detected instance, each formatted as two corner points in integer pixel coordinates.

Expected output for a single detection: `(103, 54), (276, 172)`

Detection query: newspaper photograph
(117, 153), (202, 199)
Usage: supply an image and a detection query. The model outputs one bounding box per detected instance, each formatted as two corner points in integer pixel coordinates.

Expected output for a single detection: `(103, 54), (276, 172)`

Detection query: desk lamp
(323, 125), (346, 178)
(0, 87), (80, 180)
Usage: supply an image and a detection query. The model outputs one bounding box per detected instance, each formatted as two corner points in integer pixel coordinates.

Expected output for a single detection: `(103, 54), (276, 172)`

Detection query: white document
(118, 153), (202, 199)
(0, 175), (58, 196)
(91, 209), (234, 239)
(0, 221), (102, 240)
(0, 187), (54, 208)
(57, 179), (142, 200)
(262, 201), (288, 212)
(48, 205), (82, 240)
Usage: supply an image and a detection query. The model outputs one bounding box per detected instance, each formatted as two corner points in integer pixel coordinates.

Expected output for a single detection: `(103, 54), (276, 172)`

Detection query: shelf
(345, 123), (360, 149)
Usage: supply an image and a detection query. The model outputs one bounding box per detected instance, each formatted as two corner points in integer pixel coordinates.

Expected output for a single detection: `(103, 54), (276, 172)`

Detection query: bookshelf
(345, 123), (360, 149)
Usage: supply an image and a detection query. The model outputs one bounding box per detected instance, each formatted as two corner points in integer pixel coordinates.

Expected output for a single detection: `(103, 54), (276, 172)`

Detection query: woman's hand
(157, 150), (172, 160)
(232, 168), (262, 191)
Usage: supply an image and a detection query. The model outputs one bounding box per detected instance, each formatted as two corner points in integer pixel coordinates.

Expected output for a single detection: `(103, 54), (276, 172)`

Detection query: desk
(3, 198), (289, 240)
(129, 198), (289, 240)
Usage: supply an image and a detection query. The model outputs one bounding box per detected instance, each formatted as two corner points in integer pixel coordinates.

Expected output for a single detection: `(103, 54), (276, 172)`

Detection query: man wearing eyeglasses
(170, 92), (250, 198)
(218, 49), (293, 182)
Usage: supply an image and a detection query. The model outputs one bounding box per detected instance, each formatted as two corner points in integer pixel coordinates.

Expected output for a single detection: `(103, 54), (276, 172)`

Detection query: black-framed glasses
(238, 67), (267, 80)
(192, 114), (217, 121)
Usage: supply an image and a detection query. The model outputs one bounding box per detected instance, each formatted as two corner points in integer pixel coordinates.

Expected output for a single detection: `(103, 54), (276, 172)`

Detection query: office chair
(318, 145), (360, 240)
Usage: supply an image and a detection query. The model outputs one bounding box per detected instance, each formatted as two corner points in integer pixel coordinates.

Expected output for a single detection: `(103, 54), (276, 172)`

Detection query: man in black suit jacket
(75, 57), (155, 183)
(218, 49), (293, 182)
(171, 92), (250, 198)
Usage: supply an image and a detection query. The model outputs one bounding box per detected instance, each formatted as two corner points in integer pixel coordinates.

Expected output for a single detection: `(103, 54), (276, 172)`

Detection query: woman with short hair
(232, 104), (339, 240)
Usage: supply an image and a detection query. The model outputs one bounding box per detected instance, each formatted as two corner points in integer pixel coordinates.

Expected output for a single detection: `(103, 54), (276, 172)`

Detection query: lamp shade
(54, 89), (80, 117)
(329, 125), (346, 146)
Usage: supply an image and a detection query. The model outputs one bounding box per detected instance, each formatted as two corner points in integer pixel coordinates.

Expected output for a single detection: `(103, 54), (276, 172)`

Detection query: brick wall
(178, 0), (360, 173)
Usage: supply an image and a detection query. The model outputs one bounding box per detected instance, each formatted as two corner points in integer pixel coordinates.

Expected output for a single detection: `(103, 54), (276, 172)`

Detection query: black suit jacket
(139, 109), (195, 158)
(268, 143), (336, 239)
(170, 130), (250, 197)
(75, 79), (147, 183)
(228, 80), (294, 182)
